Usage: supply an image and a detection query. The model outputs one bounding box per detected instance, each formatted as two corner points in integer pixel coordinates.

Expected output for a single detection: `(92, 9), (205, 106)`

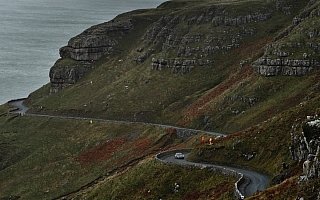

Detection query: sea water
(0, 0), (164, 104)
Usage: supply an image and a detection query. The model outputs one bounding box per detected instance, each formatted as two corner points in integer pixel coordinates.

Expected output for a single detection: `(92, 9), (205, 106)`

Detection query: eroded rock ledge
(253, 58), (318, 76)
(50, 19), (133, 93)
(151, 58), (213, 74)
(49, 62), (95, 94)
(59, 19), (133, 61)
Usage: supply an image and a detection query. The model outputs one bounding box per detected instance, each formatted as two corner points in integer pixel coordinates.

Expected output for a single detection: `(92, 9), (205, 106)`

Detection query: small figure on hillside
(209, 137), (212, 145)
(303, 53), (308, 59)
(90, 119), (93, 124)
(201, 136), (205, 143)
(174, 183), (179, 193)
(282, 162), (289, 170)
(238, 195), (245, 200)
(285, 172), (291, 179)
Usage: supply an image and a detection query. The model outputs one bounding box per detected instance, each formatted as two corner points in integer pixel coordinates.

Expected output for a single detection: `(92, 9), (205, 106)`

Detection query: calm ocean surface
(0, 0), (164, 104)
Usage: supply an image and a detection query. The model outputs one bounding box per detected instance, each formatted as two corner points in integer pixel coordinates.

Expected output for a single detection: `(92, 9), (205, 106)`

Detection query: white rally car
(174, 152), (185, 159)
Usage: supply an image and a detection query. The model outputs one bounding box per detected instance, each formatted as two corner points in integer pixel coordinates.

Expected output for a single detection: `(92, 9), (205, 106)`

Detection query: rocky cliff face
(50, 18), (134, 93)
(289, 115), (320, 199)
(151, 58), (212, 74)
(59, 19), (133, 61)
(50, 0), (319, 94)
(143, 9), (271, 59)
(253, 58), (317, 76)
(142, 0), (320, 77)
(49, 61), (95, 94)
(252, 2), (320, 76)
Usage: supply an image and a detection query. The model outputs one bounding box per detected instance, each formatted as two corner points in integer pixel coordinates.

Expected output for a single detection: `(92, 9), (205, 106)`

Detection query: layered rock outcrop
(144, 10), (268, 58)
(151, 58), (196, 72)
(211, 12), (272, 27)
(289, 116), (320, 199)
(59, 19), (133, 61)
(253, 58), (317, 76)
(253, 1), (320, 76)
(151, 58), (212, 74)
(49, 62), (95, 94)
(50, 0), (318, 95)
(50, 19), (134, 93)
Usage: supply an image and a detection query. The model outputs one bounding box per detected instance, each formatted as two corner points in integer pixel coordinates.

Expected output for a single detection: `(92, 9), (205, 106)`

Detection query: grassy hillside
(25, 0), (312, 133)
(1, 0), (320, 199)
(0, 105), (179, 199)
(0, 105), (236, 199)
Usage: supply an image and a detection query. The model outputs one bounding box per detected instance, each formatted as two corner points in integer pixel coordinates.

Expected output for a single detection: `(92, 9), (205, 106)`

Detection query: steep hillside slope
(25, 0), (317, 134)
(2, 0), (320, 199)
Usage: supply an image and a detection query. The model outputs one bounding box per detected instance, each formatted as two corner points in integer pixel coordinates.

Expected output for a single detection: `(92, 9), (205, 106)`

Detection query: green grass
(25, 0), (313, 134)
(70, 158), (237, 200)
(53, 58), (80, 67)
(189, 93), (320, 177)
(0, 111), (174, 199)
(0, 110), (237, 199)
(1, 0), (319, 199)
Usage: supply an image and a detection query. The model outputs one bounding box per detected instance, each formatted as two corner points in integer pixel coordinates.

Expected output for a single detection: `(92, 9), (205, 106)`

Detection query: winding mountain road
(8, 98), (225, 137)
(160, 152), (269, 198)
(8, 98), (270, 198)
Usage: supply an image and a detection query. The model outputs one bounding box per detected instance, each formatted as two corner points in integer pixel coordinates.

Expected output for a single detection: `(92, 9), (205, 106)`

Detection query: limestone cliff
(49, 59), (95, 94)
(253, 58), (317, 76)
(252, 2), (320, 76)
(59, 19), (133, 61)
(49, 0), (320, 94)
(50, 18), (134, 93)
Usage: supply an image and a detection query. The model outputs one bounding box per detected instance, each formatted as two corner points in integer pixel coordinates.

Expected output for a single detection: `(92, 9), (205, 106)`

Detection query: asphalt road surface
(164, 153), (269, 197)
(8, 98), (28, 115)
(7, 99), (226, 137)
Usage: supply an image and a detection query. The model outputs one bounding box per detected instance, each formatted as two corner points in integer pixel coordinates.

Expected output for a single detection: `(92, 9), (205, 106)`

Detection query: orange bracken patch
(133, 138), (152, 153)
(77, 139), (127, 165)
